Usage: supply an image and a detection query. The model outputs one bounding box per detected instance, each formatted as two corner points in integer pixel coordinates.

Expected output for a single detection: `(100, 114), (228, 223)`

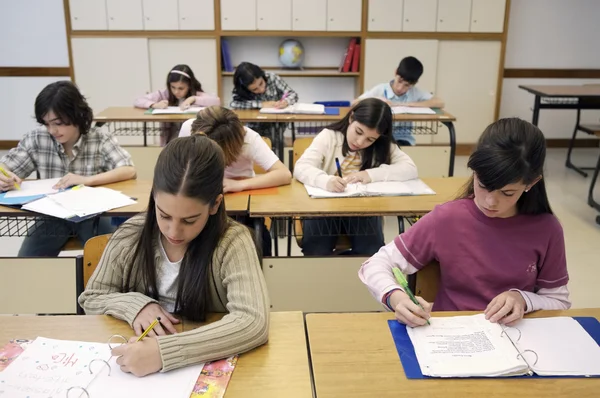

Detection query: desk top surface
(306, 309), (600, 398)
(0, 311), (312, 398)
(249, 177), (468, 217)
(0, 180), (249, 216)
(94, 107), (456, 123)
(519, 84), (600, 97)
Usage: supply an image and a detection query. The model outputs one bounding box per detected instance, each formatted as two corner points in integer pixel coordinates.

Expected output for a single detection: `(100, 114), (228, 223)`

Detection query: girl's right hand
(262, 101), (278, 108)
(152, 100), (169, 109)
(389, 290), (432, 327)
(132, 303), (180, 336)
(0, 170), (22, 192)
(325, 176), (347, 192)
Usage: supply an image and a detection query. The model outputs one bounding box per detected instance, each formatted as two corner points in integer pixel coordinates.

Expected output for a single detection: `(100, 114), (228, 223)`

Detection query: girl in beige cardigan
(79, 135), (269, 376)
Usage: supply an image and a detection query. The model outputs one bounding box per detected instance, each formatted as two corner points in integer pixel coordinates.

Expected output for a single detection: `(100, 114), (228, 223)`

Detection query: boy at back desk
(355, 56), (444, 146)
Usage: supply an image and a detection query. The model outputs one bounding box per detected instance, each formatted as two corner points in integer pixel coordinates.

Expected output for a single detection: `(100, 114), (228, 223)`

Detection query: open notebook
(151, 106), (204, 115)
(0, 337), (204, 398)
(0, 178), (61, 205)
(392, 106), (436, 115)
(395, 314), (600, 378)
(260, 103), (325, 114)
(303, 179), (435, 198)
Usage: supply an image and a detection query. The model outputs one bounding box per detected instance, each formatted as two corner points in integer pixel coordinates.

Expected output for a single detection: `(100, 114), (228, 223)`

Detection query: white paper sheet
(392, 106), (436, 115)
(4, 178), (61, 198)
(303, 179), (436, 198)
(151, 106), (204, 114)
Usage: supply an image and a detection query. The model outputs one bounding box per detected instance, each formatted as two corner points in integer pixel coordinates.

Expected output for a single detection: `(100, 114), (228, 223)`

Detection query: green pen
(392, 267), (431, 325)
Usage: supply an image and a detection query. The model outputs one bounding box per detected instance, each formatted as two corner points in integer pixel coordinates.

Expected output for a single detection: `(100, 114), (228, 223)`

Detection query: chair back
(414, 261), (440, 303)
(83, 234), (112, 288)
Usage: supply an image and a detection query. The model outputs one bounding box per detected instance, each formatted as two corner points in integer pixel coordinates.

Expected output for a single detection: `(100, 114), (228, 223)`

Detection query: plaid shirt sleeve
(230, 94), (262, 109)
(100, 134), (135, 170)
(272, 74), (298, 105)
(0, 132), (38, 179)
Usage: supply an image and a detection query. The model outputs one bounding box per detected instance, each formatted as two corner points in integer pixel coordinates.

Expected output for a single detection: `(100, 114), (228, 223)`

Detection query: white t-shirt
(179, 119), (279, 178)
(156, 237), (182, 313)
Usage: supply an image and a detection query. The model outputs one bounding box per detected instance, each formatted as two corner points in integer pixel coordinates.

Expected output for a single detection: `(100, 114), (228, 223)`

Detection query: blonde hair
(190, 106), (245, 166)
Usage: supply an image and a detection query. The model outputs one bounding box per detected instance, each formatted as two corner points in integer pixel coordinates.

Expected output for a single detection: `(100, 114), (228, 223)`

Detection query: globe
(279, 39), (304, 68)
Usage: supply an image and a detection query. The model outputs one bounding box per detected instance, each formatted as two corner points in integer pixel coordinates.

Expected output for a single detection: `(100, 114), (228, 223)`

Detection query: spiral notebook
(388, 314), (600, 379)
(0, 337), (204, 398)
(303, 179), (435, 198)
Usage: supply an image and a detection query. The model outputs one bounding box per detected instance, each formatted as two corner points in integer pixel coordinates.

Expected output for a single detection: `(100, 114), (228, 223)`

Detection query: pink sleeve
(535, 218), (569, 289)
(514, 286), (571, 313)
(134, 89), (168, 109)
(192, 92), (221, 107)
(394, 207), (439, 270)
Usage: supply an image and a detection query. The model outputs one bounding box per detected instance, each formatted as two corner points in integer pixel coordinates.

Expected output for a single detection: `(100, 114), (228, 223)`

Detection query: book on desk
(303, 179), (435, 199)
(388, 314), (600, 379)
(259, 103), (340, 115)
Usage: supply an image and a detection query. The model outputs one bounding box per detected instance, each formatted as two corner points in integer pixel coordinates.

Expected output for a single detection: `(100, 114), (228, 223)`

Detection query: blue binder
(388, 316), (600, 379)
(324, 107), (340, 115)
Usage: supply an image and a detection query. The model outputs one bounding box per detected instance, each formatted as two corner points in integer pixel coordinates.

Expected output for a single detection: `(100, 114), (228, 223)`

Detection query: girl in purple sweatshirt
(135, 64), (220, 145)
(360, 118), (571, 327)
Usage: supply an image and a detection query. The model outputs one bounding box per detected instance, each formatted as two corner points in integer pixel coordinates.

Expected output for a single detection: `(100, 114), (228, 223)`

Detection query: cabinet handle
(473, 19), (477, 23)
(74, 17), (78, 20)
(146, 17), (150, 20)
(224, 17), (228, 20)
(439, 19), (443, 22)
(330, 18), (334, 21)
(110, 17), (114, 20)
(405, 19), (409, 22)
(182, 17), (186, 20)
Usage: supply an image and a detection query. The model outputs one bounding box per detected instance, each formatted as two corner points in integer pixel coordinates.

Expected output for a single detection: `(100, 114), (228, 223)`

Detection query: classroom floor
(1, 148), (599, 309)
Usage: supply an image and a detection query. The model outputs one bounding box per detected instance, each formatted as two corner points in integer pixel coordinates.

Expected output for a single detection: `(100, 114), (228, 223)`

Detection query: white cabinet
(221, 0), (257, 30)
(403, 0), (437, 32)
(293, 0), (326, 31)
(142, 0), (179, 30)
(106, 0), (144, 30)
(69, 0), (108, 30)
(437, 0), (471, 32)
(327, 0), (362, 32)
(368, 0), (403, 32)
(471, 0), (506, 33)
(71, 38), (150, 111)
(178, 0), (214, 30)
(257, 0), (291, 30)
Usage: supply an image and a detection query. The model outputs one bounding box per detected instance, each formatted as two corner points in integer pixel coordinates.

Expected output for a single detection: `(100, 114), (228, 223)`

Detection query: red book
(351, 43), (360, 72)
(342, 38), (357, 73)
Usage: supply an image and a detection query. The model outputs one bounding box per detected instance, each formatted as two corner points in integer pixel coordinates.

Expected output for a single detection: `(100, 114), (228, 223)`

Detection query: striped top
(338, 151), (362, 176)
(78, 215), (270, 372)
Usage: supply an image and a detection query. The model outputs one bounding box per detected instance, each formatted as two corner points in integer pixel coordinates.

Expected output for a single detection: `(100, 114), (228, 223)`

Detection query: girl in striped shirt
(293, 98), (418, 256)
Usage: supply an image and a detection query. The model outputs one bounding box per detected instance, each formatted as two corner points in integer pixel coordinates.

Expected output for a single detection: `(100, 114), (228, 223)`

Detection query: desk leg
(253, 218), (264, 259)
(287, 217), (293, 257)
(587, 151), (600, 213)
(442, 121), (456, 177)
(532, 95), (541, 126)
(143, 122), (148, 147)
(565, 108), (590, 177)
(273, 218), (279, 257)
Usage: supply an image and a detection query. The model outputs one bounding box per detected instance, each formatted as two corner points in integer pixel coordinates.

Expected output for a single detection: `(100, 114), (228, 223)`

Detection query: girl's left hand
(274, 100), (289, 109)
(484, 291), (527, 325)
(180, 97), (196, 110)
(223, 178), (246, 193)
(53, 173), (89, 190)
(344, 171), (371, 184)
(112, 337), (162, 377)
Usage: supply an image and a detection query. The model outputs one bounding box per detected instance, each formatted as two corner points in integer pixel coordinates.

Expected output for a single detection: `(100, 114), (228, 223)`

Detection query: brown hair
(190, 106), (245, 166)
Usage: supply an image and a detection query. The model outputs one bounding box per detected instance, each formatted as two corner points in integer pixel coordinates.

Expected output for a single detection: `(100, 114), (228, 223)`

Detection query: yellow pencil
(136, 317), (161, 342)
(0, 166), (20, 190)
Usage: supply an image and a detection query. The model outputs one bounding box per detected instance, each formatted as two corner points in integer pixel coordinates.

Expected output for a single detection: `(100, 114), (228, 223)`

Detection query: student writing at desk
(0, 81), (136, 257)
(355, 56), (444, 146)
(179, 106), (292, 256)
(359, 118), (571, 328)
(79, 135), (269, 377)
(294, 98), (417, 256)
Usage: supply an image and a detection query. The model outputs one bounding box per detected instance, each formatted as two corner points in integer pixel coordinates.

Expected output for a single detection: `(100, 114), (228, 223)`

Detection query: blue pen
(384, 88), (388, 98)
(335, 157), (343, 178)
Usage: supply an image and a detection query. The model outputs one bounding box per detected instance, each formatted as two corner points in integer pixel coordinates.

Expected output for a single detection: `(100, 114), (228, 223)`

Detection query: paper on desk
(47, 186), (136, 217)
(392, 106), (436, 115)
(3, 178), (61, 198)
(151, 106), (204, 114)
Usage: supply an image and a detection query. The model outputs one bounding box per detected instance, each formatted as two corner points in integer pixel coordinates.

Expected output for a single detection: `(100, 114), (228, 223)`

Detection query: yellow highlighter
(0, 166), (20, 190)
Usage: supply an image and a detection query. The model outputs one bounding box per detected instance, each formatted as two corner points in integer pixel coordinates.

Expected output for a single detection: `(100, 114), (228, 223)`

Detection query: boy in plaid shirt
(0, 81), (136, 256)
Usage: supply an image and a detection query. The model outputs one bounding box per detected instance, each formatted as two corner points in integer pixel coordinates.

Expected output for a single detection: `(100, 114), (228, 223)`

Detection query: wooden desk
(0, 312), (312, 398)
(249, 177), (467, 218)
(94, 107), (279, 123)
(306, 309), (600, 398)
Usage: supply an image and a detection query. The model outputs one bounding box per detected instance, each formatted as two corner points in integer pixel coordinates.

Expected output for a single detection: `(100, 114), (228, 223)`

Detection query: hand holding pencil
(0, 166), (21, 192)
(389, 268), (432, 327)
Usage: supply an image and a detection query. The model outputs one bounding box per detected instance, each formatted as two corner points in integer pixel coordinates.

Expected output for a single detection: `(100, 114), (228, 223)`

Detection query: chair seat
(578, 124), (600, 137)
(62, 237), (83, 251)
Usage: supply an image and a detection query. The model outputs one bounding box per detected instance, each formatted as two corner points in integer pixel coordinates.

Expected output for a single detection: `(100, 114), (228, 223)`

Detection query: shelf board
(221, 69), (359, 77)
(221, 31), (359, 38)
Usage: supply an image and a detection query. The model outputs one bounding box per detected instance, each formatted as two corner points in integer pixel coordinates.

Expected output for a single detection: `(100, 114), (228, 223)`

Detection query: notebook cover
(0, 192), (45, 205)
(388, 316), (600, 379)
(324, 107), (340, 115)
(0, 339), (237, 398)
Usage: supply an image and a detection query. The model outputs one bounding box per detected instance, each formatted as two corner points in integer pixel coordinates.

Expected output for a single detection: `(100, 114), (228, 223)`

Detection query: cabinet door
(69, 0), (108, 30)
(435, 41), (501, 144)
(257, 0), (291, 30)
(106, 0), (144, 30)
(327, 0), (362, 32)
(71, 38), (150, 112)
(221, 0), (257, 30)
(178, 0), (214, 30)
(471, 0), (506, 32)
(402, 0), (437, 32)
(368, 0), (403, 32)
(437, 0), (471, 32)
(292, 0), (326, 31)
(142, 0), (178, 30)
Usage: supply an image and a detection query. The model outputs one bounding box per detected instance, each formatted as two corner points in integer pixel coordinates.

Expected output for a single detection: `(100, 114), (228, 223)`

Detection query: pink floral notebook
(0, 340), (237, 398)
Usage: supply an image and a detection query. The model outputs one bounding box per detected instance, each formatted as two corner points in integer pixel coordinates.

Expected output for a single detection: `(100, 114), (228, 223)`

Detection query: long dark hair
(232, 62), (267, 101)
(326, 98), (393, 170)
(35, 81), (93, 135)
(123, 135), (228, 321)
(167, 64), (203, 106)
(458, 118), (553, 215)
